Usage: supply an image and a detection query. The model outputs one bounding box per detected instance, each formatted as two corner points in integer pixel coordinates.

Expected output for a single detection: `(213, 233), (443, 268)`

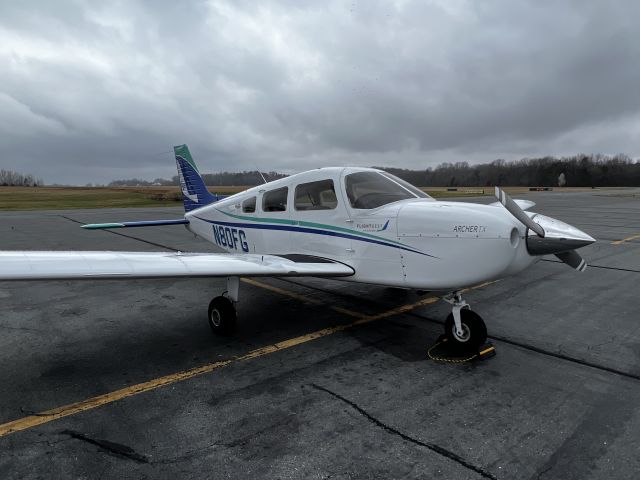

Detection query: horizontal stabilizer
(0, 251), (355, 280)
(82, 219), (189, 229)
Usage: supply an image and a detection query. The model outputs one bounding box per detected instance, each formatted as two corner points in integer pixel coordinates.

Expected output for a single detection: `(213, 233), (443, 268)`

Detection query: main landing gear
(208, 277), (239, 336)
(442, 292), (487, 350)
(207, 279), (494, 363)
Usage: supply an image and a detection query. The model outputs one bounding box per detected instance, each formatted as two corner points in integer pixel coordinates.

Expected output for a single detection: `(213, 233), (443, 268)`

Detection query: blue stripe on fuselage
(193, 216), (437, 258)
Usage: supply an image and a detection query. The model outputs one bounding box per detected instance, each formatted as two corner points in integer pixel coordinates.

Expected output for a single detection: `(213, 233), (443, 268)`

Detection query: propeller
(555, 250), (588, 272)
(494, 187), (545, 237)
(494, 187), (594, 272)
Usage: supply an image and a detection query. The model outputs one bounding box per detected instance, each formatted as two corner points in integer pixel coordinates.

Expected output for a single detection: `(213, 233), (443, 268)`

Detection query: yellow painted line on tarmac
(244, 278), (443, 320)
(0, 278), (497, 438)
(241, 278), (370, 319)
(612, 233), (640, 245)
(331, 305), (367, 319)
(243, 278), (498, 320)
(241, 278), (323, 305)
(462, 280), (498, 292)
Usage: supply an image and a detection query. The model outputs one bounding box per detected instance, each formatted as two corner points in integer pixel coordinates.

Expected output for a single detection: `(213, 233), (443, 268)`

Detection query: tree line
(383, 154), (639, 187)
(108, 171), (287, 187)
(0, 170), (43, 187)
(107, 154), (639, 188)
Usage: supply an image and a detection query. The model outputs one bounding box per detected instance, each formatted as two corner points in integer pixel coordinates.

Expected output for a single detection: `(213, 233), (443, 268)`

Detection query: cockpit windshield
(345, 171), (432, 209)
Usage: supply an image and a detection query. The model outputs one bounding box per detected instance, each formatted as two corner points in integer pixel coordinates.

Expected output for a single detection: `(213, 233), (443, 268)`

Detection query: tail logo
(173, 144), (218, 212)
(176, 155), (199, 203)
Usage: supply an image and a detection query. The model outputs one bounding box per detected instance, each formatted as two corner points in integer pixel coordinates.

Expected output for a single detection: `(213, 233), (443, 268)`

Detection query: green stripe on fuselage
(216, 209), (407, 247)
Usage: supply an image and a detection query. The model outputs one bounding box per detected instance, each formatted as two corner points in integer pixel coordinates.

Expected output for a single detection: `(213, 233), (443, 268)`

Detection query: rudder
(174, 144), (218, 211)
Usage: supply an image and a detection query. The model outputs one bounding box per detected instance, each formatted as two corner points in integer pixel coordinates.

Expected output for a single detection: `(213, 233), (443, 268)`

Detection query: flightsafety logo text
(212, 225), (249, 252)
(355, 220), (390, 233)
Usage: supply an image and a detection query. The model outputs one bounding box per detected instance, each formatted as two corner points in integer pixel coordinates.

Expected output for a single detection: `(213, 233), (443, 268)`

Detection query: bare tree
(0, 170), (43, 186)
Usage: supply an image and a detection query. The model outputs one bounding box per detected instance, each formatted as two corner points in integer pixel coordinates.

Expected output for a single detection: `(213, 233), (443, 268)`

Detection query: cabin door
(289, 176), (353, 261)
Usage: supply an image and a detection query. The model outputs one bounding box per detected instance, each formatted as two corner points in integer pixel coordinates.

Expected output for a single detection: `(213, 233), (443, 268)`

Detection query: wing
(0, 251), (354, 281)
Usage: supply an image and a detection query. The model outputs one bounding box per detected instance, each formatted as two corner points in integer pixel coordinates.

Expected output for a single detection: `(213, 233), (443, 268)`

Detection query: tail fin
(174, 144), (218, 211)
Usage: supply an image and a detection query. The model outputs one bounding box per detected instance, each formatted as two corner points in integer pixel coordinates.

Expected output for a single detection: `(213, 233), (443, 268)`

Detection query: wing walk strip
(0, 279), (493, 438)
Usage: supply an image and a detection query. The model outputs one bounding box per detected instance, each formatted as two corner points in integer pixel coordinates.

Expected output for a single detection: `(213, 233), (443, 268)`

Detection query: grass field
(0, 185), (602, 210)
(0, 187), (178, 210)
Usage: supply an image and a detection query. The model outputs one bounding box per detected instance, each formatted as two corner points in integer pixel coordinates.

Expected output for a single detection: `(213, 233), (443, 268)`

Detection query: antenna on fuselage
(254, 165), (268, 184)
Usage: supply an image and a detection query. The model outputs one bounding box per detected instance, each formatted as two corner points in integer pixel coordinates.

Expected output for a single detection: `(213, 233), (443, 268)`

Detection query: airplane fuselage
(184, 167), (539, 291)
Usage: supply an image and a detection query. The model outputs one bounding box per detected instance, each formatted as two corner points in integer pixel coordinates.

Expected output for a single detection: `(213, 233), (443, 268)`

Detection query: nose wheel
(443, 293), (487, 350)
(444, 309), (487, 348)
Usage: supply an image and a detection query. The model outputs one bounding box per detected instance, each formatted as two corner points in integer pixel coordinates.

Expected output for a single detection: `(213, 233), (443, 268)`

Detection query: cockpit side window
(242, 196), (256, 213)
(262, 187), (288, 212)
(294, 179), (337, 211)
(345, 171), (429, 209)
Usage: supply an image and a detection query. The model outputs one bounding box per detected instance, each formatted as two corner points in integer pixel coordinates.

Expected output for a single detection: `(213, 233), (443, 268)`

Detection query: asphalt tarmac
(0, 189), (639, 479)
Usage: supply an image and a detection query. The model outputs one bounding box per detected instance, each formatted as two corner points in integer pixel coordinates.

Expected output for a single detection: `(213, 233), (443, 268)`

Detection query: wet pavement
(0, 189), (638, 479)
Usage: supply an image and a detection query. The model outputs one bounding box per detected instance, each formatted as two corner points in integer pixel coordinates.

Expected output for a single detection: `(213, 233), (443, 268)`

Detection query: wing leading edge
(0, 251), (354, 281)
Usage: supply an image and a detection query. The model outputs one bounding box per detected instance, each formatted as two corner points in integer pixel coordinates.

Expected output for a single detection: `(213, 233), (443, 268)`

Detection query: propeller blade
(494, 187), (545, 237)
(555, 250), (588, 272)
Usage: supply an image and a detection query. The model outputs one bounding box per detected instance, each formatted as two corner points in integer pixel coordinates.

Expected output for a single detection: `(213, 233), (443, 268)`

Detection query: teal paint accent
(173, 144), (199, 172)
(81, 223), (125, 229)
(217, 209), (406, 247)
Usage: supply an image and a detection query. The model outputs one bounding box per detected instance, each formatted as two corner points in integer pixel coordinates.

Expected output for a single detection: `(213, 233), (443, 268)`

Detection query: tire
(208, 296), (237, 336)
(444, 309), (487, 350)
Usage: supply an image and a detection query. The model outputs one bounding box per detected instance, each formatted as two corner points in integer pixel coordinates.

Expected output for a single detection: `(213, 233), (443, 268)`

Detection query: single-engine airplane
(0, 145), (595, 349)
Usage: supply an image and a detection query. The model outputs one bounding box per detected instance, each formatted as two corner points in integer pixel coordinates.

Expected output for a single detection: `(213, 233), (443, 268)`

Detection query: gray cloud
(1, 0), (639, 184)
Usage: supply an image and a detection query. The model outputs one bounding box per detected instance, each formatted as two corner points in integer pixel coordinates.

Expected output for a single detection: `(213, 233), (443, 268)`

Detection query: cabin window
(294, 179), (338, 211)
(242, 196), (256, 213)
(345, 171), (430, 209)
(262, 187), (288, 212)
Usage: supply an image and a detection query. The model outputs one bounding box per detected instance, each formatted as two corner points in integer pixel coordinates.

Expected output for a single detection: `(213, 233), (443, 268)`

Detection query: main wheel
(444, 309), (487, 350)
(208, 296), (237, 336)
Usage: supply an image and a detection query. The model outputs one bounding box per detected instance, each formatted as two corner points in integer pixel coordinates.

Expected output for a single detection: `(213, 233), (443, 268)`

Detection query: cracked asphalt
(0, 189), (639, 479)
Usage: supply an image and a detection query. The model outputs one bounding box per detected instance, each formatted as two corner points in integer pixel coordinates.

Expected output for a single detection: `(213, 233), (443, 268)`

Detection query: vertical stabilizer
(174, 144), (218, 211)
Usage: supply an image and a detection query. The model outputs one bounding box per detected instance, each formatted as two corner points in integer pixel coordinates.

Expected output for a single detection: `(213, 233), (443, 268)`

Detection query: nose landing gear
(442, 292), (488, 350)
(427, 292), (495, 363)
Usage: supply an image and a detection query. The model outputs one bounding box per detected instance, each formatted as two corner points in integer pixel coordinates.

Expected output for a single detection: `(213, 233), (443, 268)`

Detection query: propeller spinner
(494, 187), (595, 271)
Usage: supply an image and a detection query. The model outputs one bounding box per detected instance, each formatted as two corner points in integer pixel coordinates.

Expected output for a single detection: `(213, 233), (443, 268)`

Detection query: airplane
(0, 145), (595, 351)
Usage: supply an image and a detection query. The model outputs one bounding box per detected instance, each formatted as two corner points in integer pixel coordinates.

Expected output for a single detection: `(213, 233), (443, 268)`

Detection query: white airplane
(0, 145), (595, 350)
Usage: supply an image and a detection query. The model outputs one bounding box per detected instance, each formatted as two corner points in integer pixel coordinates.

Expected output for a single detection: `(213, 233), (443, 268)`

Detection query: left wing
(0, 251), (354, 281)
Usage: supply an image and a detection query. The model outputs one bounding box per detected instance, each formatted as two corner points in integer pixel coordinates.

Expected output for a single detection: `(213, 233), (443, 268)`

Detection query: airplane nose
(526, 214), (596, 255)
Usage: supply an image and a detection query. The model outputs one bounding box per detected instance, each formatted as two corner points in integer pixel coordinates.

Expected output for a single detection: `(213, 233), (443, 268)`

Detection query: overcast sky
(1, 1), (639, 184)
